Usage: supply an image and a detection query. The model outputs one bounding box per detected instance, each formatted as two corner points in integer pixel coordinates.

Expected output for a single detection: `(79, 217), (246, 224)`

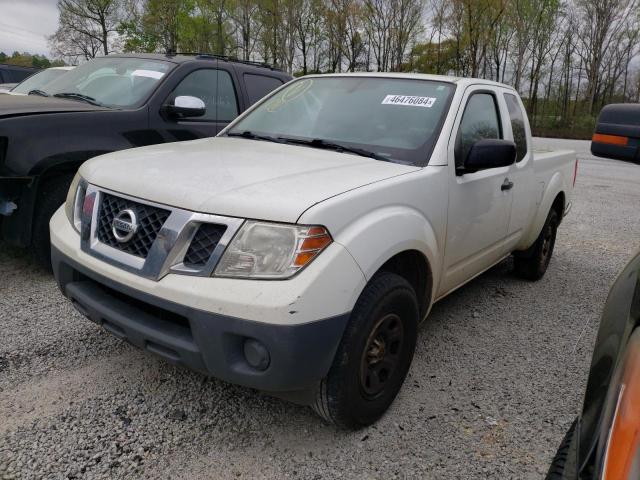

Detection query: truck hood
(0, 94), (108, 118)
(81, 137), (420, 223)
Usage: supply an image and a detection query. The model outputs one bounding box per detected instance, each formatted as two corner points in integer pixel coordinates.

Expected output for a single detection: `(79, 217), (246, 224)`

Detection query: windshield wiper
(277, 137), (389, 161)
(27, 89), (49, 97)
(53, 92), (103, 106)
(226, 130), (284, 144)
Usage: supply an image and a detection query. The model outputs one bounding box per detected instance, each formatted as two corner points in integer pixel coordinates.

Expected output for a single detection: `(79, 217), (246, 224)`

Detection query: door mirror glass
(461, 139), (516, 174)
(164, 95), (206, 118)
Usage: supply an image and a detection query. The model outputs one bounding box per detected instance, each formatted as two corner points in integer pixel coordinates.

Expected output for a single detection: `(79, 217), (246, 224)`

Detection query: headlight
(64, 173), (87, 233)
(215, 221), (332, 279)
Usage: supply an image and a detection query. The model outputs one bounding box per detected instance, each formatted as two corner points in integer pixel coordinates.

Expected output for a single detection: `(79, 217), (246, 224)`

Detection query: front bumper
(50, 207), (365, 392)
(53, 246), (350, 392)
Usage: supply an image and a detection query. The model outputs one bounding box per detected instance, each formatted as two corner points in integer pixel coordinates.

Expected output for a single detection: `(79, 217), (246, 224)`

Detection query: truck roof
(305, 72), (515, 90)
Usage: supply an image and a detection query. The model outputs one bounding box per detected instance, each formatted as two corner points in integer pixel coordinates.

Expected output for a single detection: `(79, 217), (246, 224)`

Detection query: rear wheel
(313, 272), (418, 429)
(32, 176), (72, 269)
(514, 208), (559, 281)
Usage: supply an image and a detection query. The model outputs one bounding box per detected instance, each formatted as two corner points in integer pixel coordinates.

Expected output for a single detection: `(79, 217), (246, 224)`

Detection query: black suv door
(149, 61), (242, 142)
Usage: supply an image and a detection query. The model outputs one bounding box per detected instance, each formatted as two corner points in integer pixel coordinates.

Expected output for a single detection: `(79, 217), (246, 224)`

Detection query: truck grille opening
(76, 271), (192, 334)
(96, 193), (170, 258)
(183, 223), (227, 268)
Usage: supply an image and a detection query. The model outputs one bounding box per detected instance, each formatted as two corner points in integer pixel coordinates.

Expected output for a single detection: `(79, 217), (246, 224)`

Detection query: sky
(0, 0), (60, 57)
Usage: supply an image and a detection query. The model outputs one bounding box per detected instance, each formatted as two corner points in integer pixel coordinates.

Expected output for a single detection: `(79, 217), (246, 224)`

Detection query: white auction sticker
(132, 69), (165, 79)
(381, 95), (436, 108)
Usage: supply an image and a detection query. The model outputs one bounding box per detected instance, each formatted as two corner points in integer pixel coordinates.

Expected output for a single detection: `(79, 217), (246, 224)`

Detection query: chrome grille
(81, 185), (245, 280)
(97, 193), (171, 258)
(183, 223), (227, 268)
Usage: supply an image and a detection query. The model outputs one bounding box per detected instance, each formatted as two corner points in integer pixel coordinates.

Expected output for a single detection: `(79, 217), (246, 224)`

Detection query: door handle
(501, 178), (514, 191)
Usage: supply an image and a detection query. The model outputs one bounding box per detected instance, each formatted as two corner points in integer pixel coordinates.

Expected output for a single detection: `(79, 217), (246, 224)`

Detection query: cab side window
(244, 73), (283, 105)
(168, 69), (239, 122)
(504, 93), (528, 162)
(455, 93), (501, 168)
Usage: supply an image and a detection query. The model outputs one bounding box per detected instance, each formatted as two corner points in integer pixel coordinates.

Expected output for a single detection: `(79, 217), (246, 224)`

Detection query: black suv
(0, 64), (39, 90)
(0, 53), (291, 265)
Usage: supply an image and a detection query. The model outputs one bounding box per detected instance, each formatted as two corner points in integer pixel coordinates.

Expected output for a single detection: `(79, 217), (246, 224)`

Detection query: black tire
(313, 272), (419, 429)
(32, 176), (73, 269)
(514, 208), (559, 281)
(545, 418), (577, 479)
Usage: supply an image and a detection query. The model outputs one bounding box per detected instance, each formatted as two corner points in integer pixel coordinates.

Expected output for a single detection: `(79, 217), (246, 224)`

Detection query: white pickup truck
(51, 73), (576, 428)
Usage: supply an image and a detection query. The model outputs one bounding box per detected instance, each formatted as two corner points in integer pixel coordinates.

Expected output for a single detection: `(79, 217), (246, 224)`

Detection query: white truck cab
(50, 73), (576, 428)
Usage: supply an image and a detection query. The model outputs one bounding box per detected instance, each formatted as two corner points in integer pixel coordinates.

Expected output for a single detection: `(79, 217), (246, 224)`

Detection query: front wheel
(514, 208), (559, 281)
(32, 176), (73, 269)
(545, 418), (577, 479)
(313, 272), (418, 429)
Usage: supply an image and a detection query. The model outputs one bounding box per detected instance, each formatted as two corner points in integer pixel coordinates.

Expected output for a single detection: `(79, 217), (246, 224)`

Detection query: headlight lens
(215, 221), (332, 279)
(64, 173), (87, 233)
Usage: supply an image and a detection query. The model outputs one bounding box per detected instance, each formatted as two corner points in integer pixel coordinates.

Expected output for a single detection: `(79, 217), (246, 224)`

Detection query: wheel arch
(334, 205), (441, 320)
(517, 170), (567, 251)
(375, 249), (433, 319)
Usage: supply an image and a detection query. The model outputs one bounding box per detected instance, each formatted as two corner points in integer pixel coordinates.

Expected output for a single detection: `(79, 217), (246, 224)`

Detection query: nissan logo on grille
(112, 209), (138, 243)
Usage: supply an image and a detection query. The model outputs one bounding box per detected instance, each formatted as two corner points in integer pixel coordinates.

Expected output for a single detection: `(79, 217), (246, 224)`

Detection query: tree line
(0, 51), (65, 69)
(49, 0), (640, 137)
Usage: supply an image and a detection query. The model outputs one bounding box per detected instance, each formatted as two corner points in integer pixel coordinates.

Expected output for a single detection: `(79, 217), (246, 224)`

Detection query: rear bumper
(591, 141), (639, 163)
(52, 246), (350, 392)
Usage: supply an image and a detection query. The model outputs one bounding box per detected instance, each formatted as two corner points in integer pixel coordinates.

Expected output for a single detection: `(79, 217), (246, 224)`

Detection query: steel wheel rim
(542, 221), (556, 259)
(359, 313), (405, 398)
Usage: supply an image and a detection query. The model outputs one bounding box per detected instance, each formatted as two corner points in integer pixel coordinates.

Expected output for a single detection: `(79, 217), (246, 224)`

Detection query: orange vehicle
(547, 251), (640, 479)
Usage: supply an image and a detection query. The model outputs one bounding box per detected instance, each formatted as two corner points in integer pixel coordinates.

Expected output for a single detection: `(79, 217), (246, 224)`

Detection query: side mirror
(460, 139), (516, 174)
(591, 103), (640, 162)
(163, 95), (206, 119)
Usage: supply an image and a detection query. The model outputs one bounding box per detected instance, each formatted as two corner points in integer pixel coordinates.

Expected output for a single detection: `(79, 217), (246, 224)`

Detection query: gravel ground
(1, 138), (639, 479)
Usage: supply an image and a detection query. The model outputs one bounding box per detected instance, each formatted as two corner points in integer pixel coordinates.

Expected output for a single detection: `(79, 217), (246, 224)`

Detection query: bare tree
(51, 0), (123, 57)
(230, 0), (263, 60)
(49, 25), (103, 62)
(576, 0), (639, 114)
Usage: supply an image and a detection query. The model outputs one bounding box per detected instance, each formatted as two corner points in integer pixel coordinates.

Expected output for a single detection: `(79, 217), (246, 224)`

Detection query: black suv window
(169, 69), (239, 122)
(455, 92), (501, 167)
(244, 73), (284, 104)
(504, 93), (527, 162)
(3, 69), (18, 83)
(9, 68), (33, 83)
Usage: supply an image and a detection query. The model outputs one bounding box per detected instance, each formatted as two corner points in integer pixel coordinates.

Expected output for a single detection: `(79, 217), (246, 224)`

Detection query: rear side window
(244, 73), (283, 105)
(455, 93), (501, 167)
(8, 68), (33, 83)
(504, 93), (527, 162)
(169, 69), (239, 122)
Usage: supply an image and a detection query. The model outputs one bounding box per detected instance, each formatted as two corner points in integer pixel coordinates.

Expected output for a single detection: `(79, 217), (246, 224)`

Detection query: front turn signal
(293, 227), (332, 267)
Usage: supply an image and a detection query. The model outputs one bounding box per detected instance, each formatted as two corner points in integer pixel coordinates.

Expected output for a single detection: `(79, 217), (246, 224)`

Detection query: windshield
(11, 68), (71, 94)
(227, 76), (455, 165)
(38, 57), (174, 108)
